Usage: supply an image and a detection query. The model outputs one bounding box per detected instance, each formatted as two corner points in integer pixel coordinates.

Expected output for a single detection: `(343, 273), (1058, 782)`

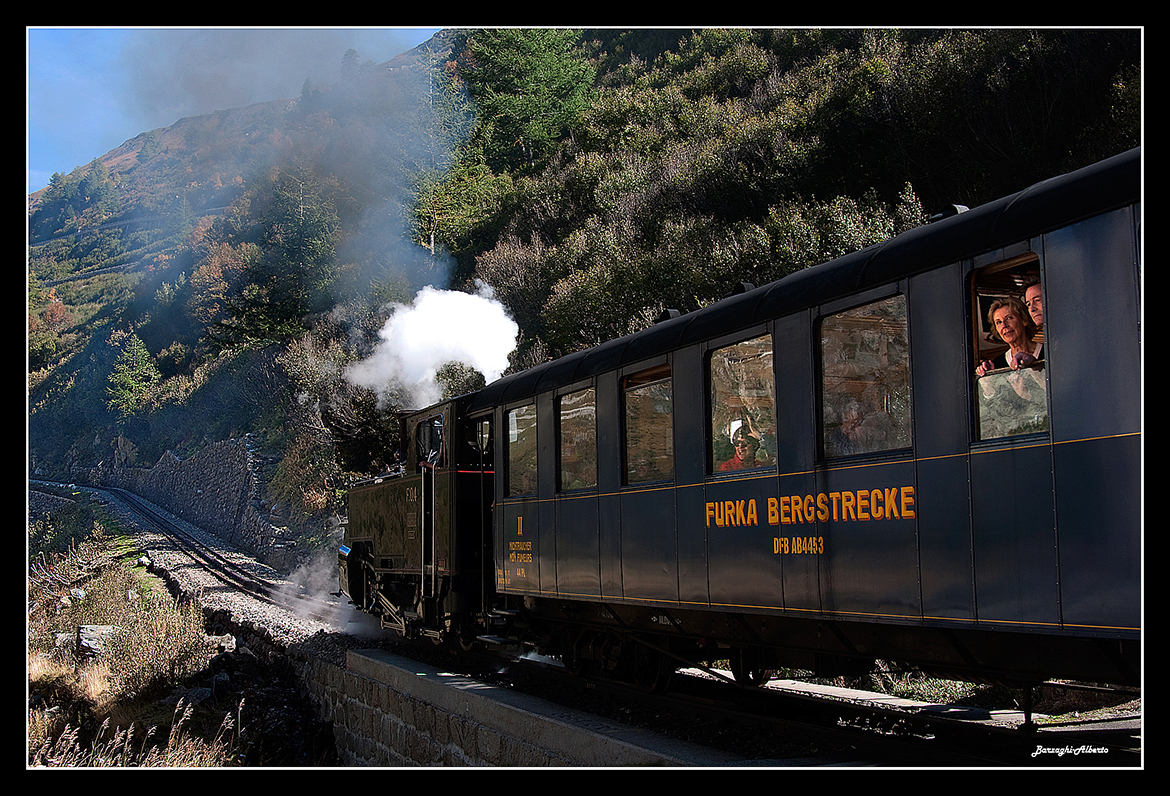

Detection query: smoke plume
(346, 281), (518, 408)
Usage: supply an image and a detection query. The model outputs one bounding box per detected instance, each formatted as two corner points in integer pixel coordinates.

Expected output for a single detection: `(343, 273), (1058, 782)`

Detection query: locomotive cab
(339, 396), (495, 643)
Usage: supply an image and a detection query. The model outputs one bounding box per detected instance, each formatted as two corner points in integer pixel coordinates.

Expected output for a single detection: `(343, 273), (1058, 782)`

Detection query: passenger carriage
(341, 147), (1141, 690)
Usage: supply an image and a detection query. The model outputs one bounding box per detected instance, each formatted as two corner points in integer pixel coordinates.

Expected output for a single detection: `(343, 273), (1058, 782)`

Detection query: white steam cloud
(347, 281), (518, 408)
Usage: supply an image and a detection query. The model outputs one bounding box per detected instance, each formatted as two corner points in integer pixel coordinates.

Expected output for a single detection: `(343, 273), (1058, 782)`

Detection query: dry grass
(30, 699), (240, 767)
(27, 492), (240, 767)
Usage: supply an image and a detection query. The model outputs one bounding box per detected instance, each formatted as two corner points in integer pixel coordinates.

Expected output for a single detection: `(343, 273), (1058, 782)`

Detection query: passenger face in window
(977, 297), (1040, 376)
(1025, 283), (1044, 328)
(709, 334), (775, 473)
(719, 427), (761, 471)
(993, 304), (1027, 350)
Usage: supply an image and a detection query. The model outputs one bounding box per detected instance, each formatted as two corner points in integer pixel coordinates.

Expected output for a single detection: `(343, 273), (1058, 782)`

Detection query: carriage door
(416, 414), (444, 601)
(968, 254), (1059, 626)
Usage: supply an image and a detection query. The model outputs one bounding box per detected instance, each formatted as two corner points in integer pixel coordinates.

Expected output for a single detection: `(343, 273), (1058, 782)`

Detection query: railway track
(61, 484), (347, 627)
(110, 488), (273, 597)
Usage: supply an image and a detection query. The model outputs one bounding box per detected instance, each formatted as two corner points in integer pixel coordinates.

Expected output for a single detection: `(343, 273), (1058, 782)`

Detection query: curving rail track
(63, 484), (346, 627)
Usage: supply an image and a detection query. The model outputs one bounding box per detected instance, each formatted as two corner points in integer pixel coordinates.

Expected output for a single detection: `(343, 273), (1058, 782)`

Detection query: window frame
(413, 413), (445, 470)
(621, 361), (674, 486)
(707, 331), (777, 476)
(818, 291), (913, 460)
(556, 384), (598, 492)
(505, 402), (538, 497)
(968, 253), (1049, 442)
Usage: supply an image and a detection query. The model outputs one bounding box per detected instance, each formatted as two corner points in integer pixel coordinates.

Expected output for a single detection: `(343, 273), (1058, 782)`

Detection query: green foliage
(30, 159), (122, 242)
(427, 50), (478, 162)
(153, 272), (187, 307)
(412, 159), (513, 264)
(155, 341), (193, 378)
(186, 240), (260, 327)
(439, 28), (1138, 360)
(28, 277), (75, 371)
(105, 331), (162, 418)
(437, 361), (487, 399)
(206, 168), (341, 349)
(460, 29), (597, 171)
(28, 27), (1141, 496)
(276, 306), (403, 476)
(137, 129), (161, 162)
(269, 430), (342, 525)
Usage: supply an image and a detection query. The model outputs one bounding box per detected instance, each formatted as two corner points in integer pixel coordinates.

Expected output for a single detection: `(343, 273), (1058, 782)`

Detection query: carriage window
(507, 405), (537, 496)
(711, 335), (776, 473)
(558, 388), (597, 491)
(415, 415), (445, 469)
(821, 295), (911, 457)
(624, 365), (673, 484)
(971, 256), (1047, 440)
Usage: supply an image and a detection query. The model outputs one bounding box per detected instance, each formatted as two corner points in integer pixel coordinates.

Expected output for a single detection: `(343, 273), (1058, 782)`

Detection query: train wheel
(731, 649), (774, 687)
(632, 644), (674, 694)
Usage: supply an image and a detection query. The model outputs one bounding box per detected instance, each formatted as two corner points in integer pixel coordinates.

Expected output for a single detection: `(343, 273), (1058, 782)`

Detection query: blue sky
(26, 27), (443, 194)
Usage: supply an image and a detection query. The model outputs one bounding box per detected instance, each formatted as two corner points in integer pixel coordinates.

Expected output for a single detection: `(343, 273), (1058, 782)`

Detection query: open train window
(623, 364), (673, 484)
(460, 416), (492, 469)
(710, 334), (776, 473)
(558, 387), (597, 491)
(475, 417), (493, 457)
(970, 254), (1047, 440)
(820, 294), (911, 458)
(415, 415), (445, 469)
(506, 404), (537, 496)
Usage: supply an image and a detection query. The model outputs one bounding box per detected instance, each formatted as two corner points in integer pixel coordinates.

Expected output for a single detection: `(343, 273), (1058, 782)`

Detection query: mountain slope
(28, 32), (460, 485)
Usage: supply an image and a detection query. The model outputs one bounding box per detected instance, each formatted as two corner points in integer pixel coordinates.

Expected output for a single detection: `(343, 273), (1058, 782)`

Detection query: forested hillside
(27, 28), (1141, 547)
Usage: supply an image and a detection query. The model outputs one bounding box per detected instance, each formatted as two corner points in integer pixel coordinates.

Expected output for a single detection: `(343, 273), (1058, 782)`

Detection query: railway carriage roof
(467, 147), (1140, 413)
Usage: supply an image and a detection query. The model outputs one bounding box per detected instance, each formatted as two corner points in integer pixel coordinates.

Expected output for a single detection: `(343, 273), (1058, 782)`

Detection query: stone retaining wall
(293, 654), (562, 766)
(77, 436), (300, 570)
(288, 648), (717, 767)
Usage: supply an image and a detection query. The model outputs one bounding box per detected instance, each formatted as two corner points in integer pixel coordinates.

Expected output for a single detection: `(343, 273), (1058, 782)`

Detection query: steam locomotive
(338, 147), (1141, 693)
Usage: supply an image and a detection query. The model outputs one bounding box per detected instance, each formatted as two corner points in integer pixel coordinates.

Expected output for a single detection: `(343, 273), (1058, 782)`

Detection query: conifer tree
(106, 332), (161, 417)
(208, 169), (340, 349)
(461, 29), (596, 170)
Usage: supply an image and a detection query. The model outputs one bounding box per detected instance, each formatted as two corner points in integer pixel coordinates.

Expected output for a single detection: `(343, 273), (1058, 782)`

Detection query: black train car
(340, 397), (495, 642)
(342, 147), (1141, 691)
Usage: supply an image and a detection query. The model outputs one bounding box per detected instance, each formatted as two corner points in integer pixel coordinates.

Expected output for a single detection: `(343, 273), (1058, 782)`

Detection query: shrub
(27, 501), (231, 766)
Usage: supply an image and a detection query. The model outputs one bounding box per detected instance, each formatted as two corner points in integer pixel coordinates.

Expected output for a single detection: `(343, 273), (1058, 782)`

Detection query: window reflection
(625, 366), (673, 484)
(507, 405), (537, 496)
(821, 295), (911, 457)
(559, 388), (597, 490)
(710, 335), (776, 472)
(975, 368), (1048, 438)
